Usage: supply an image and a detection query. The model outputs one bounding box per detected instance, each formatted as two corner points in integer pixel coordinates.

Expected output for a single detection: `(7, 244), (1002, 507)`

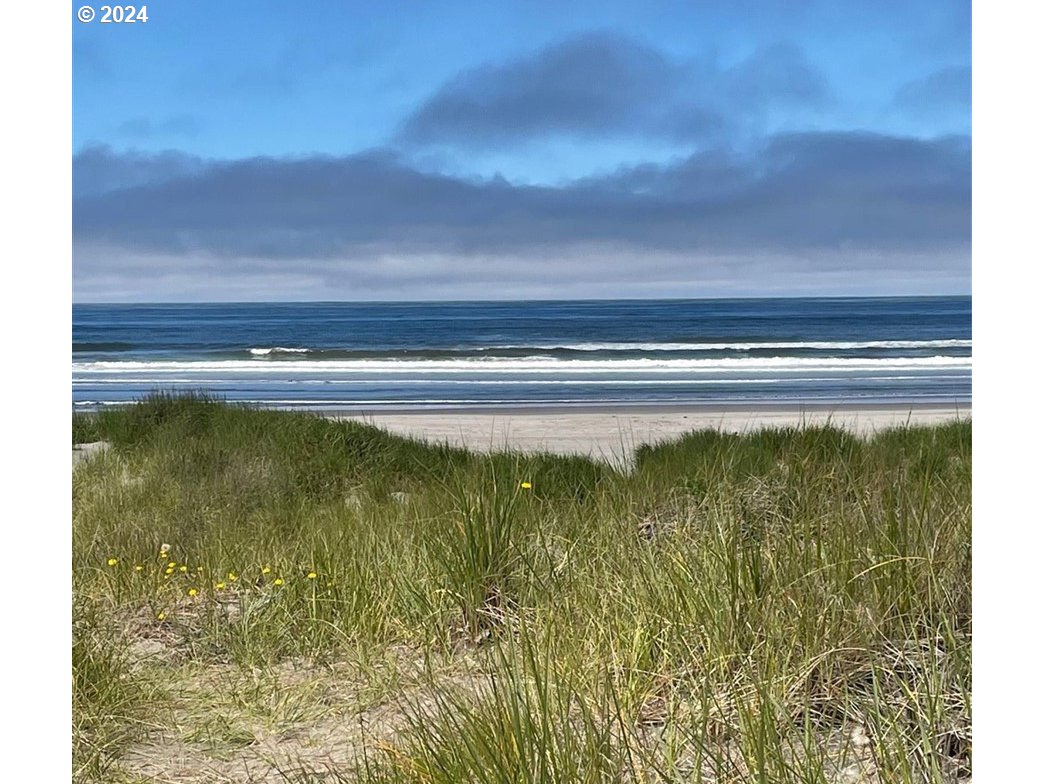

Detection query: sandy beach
(335, 403), (971, 464)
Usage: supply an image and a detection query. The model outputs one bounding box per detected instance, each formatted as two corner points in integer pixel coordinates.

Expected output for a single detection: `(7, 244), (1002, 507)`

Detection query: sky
(72, 0), (971, 301)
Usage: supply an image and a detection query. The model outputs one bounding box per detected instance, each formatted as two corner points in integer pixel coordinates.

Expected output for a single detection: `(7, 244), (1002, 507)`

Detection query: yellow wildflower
(520, 481), (532, 489)
(227, 572), (238, 582)
(307, 572), (318, 580)
(261, 565), (272, 575)
(156, 611), (166, 621)
(107, 558), (118, 567)
(187, 588), (198, 597)
(167, 561), (177, 569)
(273, 578), (285, 586)
(179, 565), (188, 573)
(134, 565), (144, 572)
(215, 582), (226, 590)
(196, 566), (204, 573)
(165, 567), (174, 575)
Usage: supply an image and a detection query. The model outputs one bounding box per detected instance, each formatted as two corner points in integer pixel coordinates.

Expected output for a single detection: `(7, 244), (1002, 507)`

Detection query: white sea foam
(243, 339), (970, 355)
(248, 347), (311, 355)
(74, 378), (790, 386)
(73, 355), (972, 375)
(74, 374), (965, 386)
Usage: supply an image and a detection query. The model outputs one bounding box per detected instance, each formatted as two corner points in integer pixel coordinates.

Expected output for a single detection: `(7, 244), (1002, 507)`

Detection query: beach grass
(72, 394), (970, 783)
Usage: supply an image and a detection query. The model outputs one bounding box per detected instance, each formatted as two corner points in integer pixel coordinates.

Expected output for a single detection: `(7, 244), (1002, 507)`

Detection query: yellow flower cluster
(101, 552), (307, 601)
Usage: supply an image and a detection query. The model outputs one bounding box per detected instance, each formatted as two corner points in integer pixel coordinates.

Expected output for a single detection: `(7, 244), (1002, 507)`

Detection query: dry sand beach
(337, 403), (971, 464)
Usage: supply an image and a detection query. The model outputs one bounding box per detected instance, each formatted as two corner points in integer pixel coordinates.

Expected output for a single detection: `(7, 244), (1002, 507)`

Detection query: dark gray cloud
(397, 34), (830, 146)
(399, 32), (691, 144)
(893, 65), (971, 116)
(73, 132), (969, 263)
(73, 145), (206, 200)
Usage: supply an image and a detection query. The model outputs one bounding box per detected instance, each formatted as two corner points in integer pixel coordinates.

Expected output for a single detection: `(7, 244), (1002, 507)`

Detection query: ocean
(72, 297), (971, 411)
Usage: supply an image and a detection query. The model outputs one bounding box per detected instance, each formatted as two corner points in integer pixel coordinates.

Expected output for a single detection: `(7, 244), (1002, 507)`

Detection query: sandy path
(336, 404), (970, 464)
(72, 440), (110, 468)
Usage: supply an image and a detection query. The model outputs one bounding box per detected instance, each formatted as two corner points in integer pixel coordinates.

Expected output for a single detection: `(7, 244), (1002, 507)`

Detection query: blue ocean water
(72, 297), (971, 410)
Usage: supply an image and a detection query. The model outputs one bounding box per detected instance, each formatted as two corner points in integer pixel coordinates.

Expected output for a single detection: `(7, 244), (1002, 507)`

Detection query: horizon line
(72, 292), (972, 307)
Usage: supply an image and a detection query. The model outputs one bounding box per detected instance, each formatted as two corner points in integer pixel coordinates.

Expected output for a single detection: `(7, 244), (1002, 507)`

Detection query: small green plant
(72, 600), (158, 783)
(433, 463), (530, 640)
(73, 412), (100, 445)
(365, 634), (626, 784)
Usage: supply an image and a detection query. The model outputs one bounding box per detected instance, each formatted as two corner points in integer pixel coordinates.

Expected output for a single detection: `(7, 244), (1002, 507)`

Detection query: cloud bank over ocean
(75, 133), (968, 258)
(73, 9), (970, 301)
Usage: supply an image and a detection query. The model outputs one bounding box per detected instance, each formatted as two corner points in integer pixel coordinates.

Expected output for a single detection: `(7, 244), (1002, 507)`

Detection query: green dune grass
(72, 394), (971, 783)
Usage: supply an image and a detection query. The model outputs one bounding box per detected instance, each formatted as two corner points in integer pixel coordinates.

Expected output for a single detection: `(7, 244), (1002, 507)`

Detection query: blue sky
(72, 0), (971, 301)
